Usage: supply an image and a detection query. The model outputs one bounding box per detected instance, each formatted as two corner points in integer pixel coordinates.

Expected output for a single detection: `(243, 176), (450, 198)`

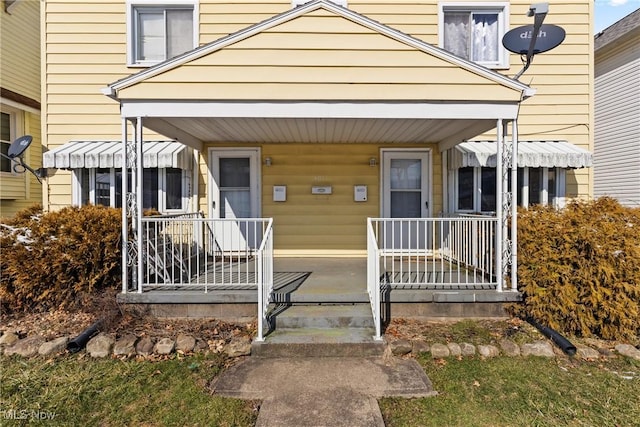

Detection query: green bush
(511, 197), (640, 340)
(0, 205), (122, 313)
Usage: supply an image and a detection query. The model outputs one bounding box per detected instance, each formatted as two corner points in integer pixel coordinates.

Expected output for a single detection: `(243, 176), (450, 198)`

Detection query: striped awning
(43, 140), (193, 170)
(448, 140), (593, 169)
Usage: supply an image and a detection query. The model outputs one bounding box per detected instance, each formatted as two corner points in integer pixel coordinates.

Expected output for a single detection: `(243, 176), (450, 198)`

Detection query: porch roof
(101, 0), (533, 152)
(43, 140), (193, 170)
(448, 140), (593, 169)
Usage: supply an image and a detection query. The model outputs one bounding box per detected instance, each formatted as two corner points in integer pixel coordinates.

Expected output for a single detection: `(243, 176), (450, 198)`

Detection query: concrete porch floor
(118, 257), (521, 317)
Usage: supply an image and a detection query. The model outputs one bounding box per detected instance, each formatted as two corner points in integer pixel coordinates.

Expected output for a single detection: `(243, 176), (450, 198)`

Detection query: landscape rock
(411, 340), (430, 355)
(86, 333), (115, 358)
(447, 342), (462, 357)
(575, 344), (600, 360)
(38, 336), (69, 356)
(615, 344), (640, 361)
(460, 342), (476, 357)
(430, 343), (450, 358)
(176, 334), (196, 353)
(597, 347), (614, 357)
(0, 331), (19, 347)
(477, 345), (500, 358)
(154, 337), (175, 355)
(499, 339), (521, 357)
(521, 341), (555, 358)
(4, 336), (44, 358)
(195, 338), (209, 352)
(225, 336), (251, 357)
(114, 334), (138, 357)
(390, 339), (412, 356)
(136, 336), (154, 356)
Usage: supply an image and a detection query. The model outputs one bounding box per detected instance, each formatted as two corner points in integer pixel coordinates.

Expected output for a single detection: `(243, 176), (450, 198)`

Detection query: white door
(381, 150), (431, 250)
(209, 149), (260, 251)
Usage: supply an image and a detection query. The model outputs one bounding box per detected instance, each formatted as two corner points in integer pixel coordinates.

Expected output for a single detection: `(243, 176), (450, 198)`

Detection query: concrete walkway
(211, 356), (436, 427)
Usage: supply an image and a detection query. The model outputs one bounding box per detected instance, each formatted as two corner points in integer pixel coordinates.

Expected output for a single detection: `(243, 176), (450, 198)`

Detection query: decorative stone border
(0, 331), (252, 359)
(388, 338), (640, 361)
(2, 330), (640, 362)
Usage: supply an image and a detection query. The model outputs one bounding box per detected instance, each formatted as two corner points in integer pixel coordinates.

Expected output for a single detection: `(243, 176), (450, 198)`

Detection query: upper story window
(439, 3), (509, 69)
(127, 1), (198, 66)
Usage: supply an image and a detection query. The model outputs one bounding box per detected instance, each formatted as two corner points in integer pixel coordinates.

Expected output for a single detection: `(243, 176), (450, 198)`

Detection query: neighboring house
(594, 8), (640, 207)
(40, 0), (593, 332)
(0, 0), (42, 218)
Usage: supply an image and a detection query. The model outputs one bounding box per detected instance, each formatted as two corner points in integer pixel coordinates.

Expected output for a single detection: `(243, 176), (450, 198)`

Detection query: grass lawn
(2, 351), (639, 426)
(380, 355), (640, 427)
(0, 353), (257, 426)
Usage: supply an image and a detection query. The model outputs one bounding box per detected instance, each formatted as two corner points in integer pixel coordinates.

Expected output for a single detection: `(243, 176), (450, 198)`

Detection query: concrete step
(273, 304), (374, 329)
(273, 291), (369, 304)
(252, 327), (385, 358)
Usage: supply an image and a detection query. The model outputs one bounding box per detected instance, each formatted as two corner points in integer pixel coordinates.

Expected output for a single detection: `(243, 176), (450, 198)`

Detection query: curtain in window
(138, 11), (164, 61)
(471, 13), (499, 62)
(220, 158), (251, 218)
(390, 159), (422, 218)
(443, 12), (470, 59)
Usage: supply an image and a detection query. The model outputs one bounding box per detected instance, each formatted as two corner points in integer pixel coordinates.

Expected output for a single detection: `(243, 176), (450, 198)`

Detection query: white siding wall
(594, 34), (640, 207)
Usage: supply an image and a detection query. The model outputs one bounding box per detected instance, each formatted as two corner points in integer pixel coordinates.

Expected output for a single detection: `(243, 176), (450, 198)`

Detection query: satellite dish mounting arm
(514, 3), (548, 80)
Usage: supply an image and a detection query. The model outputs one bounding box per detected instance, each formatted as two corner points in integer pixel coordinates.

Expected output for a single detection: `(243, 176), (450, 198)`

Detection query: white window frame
(126, 0), (199, 67)
(0, 106), (23, 176)
(72, 167), (190, 213)
(438, 2), (510, 69)
(453, 166), (566, 212)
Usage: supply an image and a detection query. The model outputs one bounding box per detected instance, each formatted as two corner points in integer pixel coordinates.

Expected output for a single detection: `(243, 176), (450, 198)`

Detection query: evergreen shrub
(511, 197), (640, 340)
(0, 205), (122, 313)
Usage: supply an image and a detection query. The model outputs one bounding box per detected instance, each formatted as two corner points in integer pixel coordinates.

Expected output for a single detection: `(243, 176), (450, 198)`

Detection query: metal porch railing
(368, 217), (498, 290)
(139, 215), (274, 339)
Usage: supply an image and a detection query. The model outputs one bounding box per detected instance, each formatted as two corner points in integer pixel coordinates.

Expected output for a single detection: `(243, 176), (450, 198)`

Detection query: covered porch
(106, 0), (530, 341)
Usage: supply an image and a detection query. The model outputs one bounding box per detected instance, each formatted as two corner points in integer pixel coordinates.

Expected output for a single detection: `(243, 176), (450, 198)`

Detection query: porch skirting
(116, 288), (521, 321)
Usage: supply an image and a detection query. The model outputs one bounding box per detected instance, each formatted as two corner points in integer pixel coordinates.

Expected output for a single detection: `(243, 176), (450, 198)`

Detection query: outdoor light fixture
(264, 157), (272, 166)
(369, 157), (377, 167)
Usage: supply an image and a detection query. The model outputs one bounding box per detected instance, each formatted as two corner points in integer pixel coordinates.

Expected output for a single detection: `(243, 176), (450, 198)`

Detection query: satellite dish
(502, 24), (566, 55)
(7, 135), (33, 159)
(0, 135), (44, 182)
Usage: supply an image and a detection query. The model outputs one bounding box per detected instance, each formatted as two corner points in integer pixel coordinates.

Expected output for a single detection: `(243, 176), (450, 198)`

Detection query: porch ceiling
(141, 116), (497, 147)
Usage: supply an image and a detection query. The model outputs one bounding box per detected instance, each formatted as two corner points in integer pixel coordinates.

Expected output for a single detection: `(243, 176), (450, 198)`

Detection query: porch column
(495, 119), (503, 291)
(135, 117), (144, 293)
(511, 119), (518, 291)
(499, 120), (515, 293)
(121, 118), (128, 293)
(123, 117), (140, 293)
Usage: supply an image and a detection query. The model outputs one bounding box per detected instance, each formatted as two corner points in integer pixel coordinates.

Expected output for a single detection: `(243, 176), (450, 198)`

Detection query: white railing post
(367, 218), (382, 341)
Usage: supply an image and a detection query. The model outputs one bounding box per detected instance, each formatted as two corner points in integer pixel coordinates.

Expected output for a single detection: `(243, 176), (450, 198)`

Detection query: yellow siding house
(0, 0), (42, 218)
(40, 0), (594, 330)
